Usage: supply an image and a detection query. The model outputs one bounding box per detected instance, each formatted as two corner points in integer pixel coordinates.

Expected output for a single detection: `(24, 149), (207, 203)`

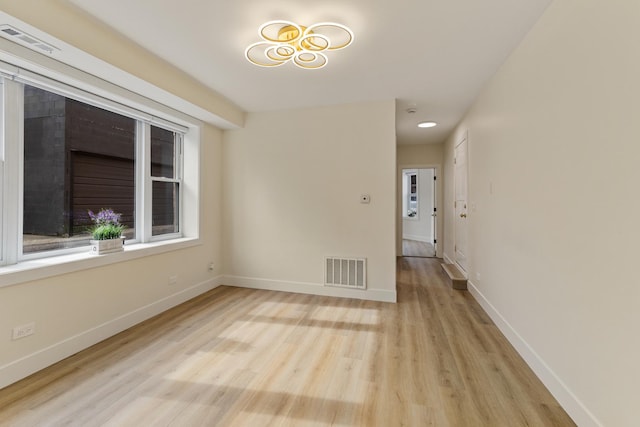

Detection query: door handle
(460, 213), (467, 218)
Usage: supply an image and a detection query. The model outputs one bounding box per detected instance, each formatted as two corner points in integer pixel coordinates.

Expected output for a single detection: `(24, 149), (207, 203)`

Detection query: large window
(23, 85), (136, 253)
(0, 75), (186, 266)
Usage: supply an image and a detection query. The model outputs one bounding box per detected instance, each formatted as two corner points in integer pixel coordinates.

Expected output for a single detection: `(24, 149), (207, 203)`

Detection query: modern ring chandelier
(245, 21), (354, 69)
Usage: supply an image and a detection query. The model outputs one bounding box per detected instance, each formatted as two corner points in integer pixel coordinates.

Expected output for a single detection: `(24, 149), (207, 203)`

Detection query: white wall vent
(0, 25), (58, 55)
(325, 257), (366, 289)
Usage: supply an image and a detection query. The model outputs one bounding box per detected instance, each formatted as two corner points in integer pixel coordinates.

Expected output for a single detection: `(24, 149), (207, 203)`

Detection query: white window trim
(137, 121), (149, 243)
(0, 81), (4, 263)
(2, 79), (22, 264)
(0, 51), (202, 285)
(0, 237), (201, 289)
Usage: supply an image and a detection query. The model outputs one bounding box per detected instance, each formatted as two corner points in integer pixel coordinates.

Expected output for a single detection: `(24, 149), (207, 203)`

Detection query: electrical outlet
(476, 272), (481, 281)
(208, 262), (215, 271)
(168, 275), (178, 286)
(12, 322), (35, 340)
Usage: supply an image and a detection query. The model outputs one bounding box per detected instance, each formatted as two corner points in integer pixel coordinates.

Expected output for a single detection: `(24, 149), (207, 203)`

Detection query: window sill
(0, 237), (200, 289)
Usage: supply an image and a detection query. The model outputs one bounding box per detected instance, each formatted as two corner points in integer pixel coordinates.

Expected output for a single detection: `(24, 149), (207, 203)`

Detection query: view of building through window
(23, 85), (136, 253)
(22, 85), (181, 254)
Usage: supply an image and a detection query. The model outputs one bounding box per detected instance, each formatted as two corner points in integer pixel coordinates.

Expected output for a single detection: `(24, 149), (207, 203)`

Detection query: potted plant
(88, 208), (126, 255)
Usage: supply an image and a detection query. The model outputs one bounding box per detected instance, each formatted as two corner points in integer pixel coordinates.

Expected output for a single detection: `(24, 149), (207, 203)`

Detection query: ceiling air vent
(0, 25), (58, 54)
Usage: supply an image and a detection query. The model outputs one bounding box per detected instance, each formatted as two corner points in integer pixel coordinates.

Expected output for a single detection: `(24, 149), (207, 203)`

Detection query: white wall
(222, 101), (397, 302)
(443, 1), (640, 425)
(402, 168), (434, 242)
(397, 144), (443, 166)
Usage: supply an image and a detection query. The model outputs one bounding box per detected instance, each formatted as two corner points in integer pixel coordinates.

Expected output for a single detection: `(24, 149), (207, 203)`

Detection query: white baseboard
(442, 253), (454, 264)
(467, 279), (602, 427)
(0, 276), (223, 389)
(222, 275), (396, 303)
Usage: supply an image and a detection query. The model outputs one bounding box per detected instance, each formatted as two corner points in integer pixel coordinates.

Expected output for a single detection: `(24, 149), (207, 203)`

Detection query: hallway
(402, 239), (436, 257)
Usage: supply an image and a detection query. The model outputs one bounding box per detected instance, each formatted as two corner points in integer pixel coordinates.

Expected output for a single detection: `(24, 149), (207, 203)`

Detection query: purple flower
(88, 208), (122, 226)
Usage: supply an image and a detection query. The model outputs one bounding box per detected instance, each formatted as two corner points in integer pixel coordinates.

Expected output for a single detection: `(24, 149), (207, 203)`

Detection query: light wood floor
(402, 239), (436, 257)
(0, 258), (575, 426)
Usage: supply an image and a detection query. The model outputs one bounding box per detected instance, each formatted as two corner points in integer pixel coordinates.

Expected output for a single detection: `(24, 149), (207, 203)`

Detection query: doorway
(454, 134), (468, 273)
(401, 167), (436, 258)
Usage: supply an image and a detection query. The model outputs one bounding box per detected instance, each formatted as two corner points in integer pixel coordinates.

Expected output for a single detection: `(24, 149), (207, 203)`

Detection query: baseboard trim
(0, 275), (223, 389)
(467, 279), (602, 427)
(442, 253), (454, 264)
(222, 275), (396, 303)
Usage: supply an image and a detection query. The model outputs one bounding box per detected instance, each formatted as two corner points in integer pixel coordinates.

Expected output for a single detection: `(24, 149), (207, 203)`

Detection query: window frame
(0, 80), (4, 264)
(149, 127), (183, 241)
(0, 58), (200, 274)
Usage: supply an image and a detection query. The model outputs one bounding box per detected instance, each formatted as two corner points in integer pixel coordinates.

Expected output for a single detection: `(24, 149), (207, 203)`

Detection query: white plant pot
(90, 237), (125, 255)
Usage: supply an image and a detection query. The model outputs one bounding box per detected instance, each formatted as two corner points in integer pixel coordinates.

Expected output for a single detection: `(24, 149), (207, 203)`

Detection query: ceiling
(66, 0), (551, 145)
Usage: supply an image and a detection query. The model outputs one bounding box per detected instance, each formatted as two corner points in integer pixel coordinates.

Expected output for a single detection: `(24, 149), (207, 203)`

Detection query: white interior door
(454, 136), (468, 273)
(401, 168), (436, 257)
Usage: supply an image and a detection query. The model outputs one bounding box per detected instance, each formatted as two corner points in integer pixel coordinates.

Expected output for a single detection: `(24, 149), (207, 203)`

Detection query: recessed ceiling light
(417, 121), (437, 128)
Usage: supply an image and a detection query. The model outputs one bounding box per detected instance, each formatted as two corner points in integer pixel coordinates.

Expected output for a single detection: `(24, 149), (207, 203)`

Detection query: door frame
(453, 132), (469, 273)
(396, 163), (442, 258)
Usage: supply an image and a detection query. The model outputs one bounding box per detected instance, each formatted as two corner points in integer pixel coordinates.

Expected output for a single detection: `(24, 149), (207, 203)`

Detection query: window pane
(152, 181), (179, 236)
(151, 126), (175, 178)
(23, 85), (136, 254)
